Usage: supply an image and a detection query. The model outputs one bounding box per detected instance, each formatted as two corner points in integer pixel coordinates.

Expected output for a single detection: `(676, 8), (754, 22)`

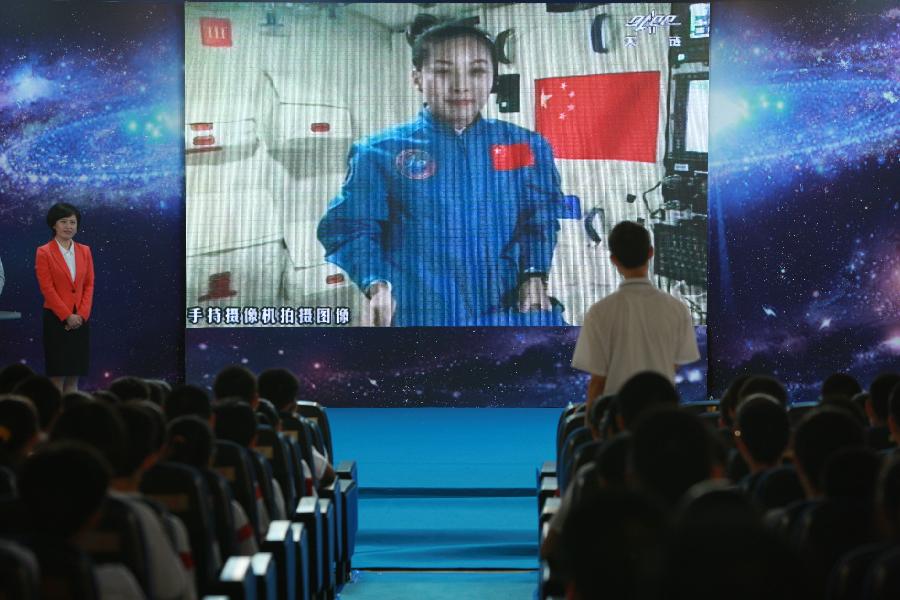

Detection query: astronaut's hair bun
(406, 13), (441, 48)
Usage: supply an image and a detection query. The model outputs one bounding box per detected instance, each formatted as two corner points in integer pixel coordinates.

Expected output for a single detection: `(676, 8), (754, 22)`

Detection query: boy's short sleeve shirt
(572, 278), (699, 394)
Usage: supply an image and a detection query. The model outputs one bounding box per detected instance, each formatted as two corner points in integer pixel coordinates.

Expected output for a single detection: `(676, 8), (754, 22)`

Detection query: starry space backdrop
(708, 0), (900, 402)
(0, 2), (184, 386)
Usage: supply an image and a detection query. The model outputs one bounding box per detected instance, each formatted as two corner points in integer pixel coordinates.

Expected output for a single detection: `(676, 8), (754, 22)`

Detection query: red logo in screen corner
(201, 18), (232, 47)
(490, 143), (534, 171)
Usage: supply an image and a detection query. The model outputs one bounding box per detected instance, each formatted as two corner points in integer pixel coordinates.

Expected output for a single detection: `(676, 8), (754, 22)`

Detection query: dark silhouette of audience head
(116, 402), (165, 480)
(165, 384), (212, 422)
(617, 371), (679, 430)
(560, 486), (667, 600)
(18, 441), (111, 539)
(733, 393), (789, 470)
(821, 372), (862, 401)
(108, 376), (151, 402)
(165, 416), (215, 468)
(50, 400), (128, 476)
(719, 374), (752, 428)
(631, 407), (717, 507)
(792, 407), (864, 498)
(12, 375), (61, 431)
(738, 374), (788, 407)
(0, 363), (34, 394)
(0, 394), (39, 469)
(822, 446), (880, 503)
(213, 366), (258, 406)
(258, 368), (300, 413)
(608, 220), (652, 269)
(214, 399), (257, 447)
(868, 372), (900, 427)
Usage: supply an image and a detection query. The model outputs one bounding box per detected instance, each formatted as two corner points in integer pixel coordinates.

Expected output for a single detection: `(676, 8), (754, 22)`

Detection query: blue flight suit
(317, 108), (567, 326)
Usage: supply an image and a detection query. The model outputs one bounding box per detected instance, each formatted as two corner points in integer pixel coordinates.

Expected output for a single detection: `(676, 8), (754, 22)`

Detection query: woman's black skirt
(43, 308), (90, 376)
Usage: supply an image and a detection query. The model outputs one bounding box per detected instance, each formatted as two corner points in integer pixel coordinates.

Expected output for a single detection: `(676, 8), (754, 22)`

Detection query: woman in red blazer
(35, 203), (94, 392)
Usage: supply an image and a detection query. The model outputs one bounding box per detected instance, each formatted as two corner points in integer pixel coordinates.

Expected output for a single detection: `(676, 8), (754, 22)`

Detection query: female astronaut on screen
(317, 20), (567, 327)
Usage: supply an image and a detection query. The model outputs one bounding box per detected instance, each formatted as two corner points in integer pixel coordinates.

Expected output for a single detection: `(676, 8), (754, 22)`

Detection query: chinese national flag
(535, 71), (660, 162)
(490, 143), (535, 171)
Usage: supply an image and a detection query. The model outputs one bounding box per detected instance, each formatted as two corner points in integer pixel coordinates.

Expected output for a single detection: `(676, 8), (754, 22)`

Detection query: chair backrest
(292, 497), (322, 596)
(558, 426), (593, 492)
(248, 448), (279, 520)
(0, 539), (39, 600)
(825, 542), (891, 600)
(255, 427), (298, 513)
(290, 523), (311, 600)
(215, 555), (256, 600)
(214, 440), (261, 539)
(24, 535), (99, 600)
(202, 468), (239, 559)
(557, 409), (586, 458)
(571, 439), (603, 478)
(141, 461), (221, 592)
(261, 521), (295, 600)
(295, 401), (333, 461)
(280, 415), (318, 490)
(250, 552), (278, 600)
(80, 495), (151, 597)
(862, 545), (900, 600)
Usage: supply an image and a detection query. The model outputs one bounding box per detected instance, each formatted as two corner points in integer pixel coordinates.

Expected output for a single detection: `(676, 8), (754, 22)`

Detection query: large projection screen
(184, 2), (709, 329)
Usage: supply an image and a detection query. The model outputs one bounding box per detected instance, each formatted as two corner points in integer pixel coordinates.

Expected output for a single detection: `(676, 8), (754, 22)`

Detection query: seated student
(866, 372), (900, 451)
(12, 374), (62, 437)
(877, 455), (900, 540)
(164, 384), (212, 424)
(165, 416), (258, 556)
(144, 380), (170, 408)
(108, 377), (152, 403)
(214, 399), (286, 526)
(18, 442), (145, 600)
(258, 367), (336, 486)
(0, 363), (34, 394)
(732, 394), (790, 495)
(559, 486), (668, 600)
(821, 372), (863, 402)
(50, 400), (196, 600)
(631, 407), (724, 509)
(718, 374), (752, 437)
(738, 374), (789, 407)
(0, 394), (40, 495)
(213, 366), (259, 409)
(792, 407), (864, 502)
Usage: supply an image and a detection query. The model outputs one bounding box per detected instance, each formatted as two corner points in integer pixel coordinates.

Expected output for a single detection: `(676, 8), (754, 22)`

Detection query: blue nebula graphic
(708, 1), (900, 402)
(0, 3), (184, 387)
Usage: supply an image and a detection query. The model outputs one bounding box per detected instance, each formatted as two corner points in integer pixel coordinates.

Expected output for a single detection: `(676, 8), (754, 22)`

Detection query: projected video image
(185, 2), (710, 327)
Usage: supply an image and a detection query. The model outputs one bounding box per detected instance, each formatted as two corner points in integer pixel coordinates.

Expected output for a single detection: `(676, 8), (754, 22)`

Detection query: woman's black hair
(46, 202), (81, 233)
(409, 17), (498, 80)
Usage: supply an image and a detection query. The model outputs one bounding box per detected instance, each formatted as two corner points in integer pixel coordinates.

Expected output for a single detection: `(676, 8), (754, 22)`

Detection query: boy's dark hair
(19, 441), (110, 538)
(61, 391), (94, 412)
(144, 379), (170, 407)
(735, 394), (789, 465)
(617, 371), (680, 430)
(870, 372), (900, 422)
(793, 407), (864, 493)
(560, 486), (667, 600)
(165, 384), (212, 421)
(588, 393), (615, 434)
(738, 375), (788, 407)
(214, 399), (257, 447)
(890, 382), (900, 424)
(0, 394), (39, 463)
(0, 363), (34, 394)
(631, 408), (716, 507)
(719, 374), (752, 428)
(50, 400), (128, 476)
(258, 368), (300, 412)
(116, 401), (165, 477)
(12, 374), (61, 430)
(46, 202), (81, 233)
(108, 376), (151, 402)
(608, 221), (652, 269)
(166, 416), (215, 468)
(213, 366), (257, 404)
(821, 372), (862, 401)
(819, 395), (868, 428)
(410, 18), (497, 76)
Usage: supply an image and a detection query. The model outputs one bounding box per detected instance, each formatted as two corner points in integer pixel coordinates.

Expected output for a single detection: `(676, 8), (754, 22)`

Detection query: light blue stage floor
(329, 409), (557, 570)
(339, 570), (538, 600)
